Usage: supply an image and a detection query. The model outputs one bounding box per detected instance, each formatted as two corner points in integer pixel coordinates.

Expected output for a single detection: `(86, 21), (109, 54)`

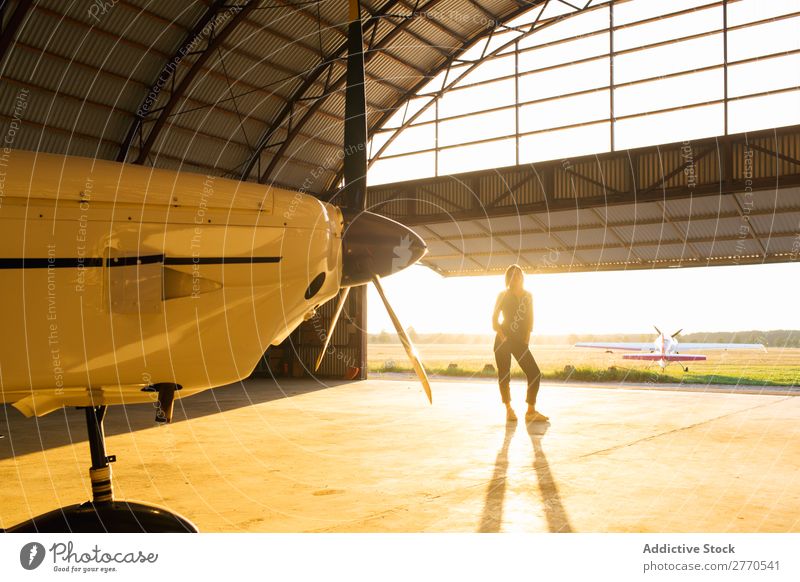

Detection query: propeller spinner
(314, 0), (432, 404)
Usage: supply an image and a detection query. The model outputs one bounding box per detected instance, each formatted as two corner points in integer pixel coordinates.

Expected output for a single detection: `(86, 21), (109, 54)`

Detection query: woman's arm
(524, 292), (533, 344)
(492, 291), (505, 338)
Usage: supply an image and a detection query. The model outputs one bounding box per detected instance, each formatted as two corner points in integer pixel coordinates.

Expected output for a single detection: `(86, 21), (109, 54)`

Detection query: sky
(366, 262), (800, 336)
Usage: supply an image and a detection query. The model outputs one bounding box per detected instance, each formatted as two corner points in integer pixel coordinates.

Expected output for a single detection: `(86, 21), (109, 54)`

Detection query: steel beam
(121, 0), (260, 164)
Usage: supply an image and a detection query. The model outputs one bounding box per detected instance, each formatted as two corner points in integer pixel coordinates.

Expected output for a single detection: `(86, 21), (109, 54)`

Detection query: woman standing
(492, 264), (548, 423)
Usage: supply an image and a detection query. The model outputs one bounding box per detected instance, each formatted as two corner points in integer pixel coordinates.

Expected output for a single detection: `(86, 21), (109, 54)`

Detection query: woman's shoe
(506, 408), (518, 422)
(525, 410), (549, 423)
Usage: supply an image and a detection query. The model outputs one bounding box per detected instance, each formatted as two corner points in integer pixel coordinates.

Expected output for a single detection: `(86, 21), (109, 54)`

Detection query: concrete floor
(1, 378), (798, 532)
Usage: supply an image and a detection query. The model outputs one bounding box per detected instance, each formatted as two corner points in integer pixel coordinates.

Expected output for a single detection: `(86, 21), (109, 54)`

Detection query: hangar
(1, 0), (799, 533)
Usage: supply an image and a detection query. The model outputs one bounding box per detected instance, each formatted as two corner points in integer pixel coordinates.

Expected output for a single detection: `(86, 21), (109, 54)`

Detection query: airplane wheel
(6, 501), (198, 533)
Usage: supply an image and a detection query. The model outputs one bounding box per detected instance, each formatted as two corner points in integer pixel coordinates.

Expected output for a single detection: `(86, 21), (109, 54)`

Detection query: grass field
(367, 343), (800, 386)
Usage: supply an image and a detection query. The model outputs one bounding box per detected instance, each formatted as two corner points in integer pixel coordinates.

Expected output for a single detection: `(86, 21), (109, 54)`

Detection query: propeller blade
(671, 328), (683, 338)
(371, 275), (432, 404)
(654, 325), (662, 336)
(314, 286), (351, 372)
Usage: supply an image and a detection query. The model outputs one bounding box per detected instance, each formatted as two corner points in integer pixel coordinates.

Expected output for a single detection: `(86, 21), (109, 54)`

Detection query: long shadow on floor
(0, 377), (349, 460)
(478, 420), (573, 533)
(477, 420), (517, 532)
(527, 421), (573, 533)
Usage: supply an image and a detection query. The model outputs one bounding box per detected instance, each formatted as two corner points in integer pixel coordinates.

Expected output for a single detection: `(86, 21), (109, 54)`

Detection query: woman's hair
(504, 264), (524, 288)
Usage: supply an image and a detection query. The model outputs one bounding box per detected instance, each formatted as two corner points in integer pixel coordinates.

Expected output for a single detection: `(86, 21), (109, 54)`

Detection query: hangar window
(368, 0), (800, 186)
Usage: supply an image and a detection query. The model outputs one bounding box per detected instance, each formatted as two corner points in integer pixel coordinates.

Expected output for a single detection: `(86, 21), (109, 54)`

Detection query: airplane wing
(623, 353), (707, 361)
(574, 342), (653, 352)
(676, 343), (766, 351)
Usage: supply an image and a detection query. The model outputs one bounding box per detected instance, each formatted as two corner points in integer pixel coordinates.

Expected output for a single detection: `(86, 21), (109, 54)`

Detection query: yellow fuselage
(0, 150), (342, 416)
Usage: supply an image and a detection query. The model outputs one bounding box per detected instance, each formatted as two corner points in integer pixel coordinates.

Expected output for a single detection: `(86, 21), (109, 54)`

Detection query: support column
(353, 285), (368, 380)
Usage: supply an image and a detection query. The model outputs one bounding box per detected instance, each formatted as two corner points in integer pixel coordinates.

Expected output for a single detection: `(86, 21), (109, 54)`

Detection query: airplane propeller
(654, 325), (662, 336)
(371, 275), (432, 403)
(313, 286), (350, 373)
(671, 329), (683, 338)
(313, 0), (431, 404)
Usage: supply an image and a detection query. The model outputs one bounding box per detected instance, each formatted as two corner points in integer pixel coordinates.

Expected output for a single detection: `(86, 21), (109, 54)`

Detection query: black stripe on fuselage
(0, 255), (282, 268)
(163, 256), (282, 265)
(0, 258), (104, 268)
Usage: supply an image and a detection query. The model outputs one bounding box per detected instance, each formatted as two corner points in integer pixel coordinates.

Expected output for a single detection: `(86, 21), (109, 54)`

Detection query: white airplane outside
(574, 326), (766, 371)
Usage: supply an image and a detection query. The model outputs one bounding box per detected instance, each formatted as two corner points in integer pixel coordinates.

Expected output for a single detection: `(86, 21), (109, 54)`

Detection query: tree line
(369, 329), (800, 347)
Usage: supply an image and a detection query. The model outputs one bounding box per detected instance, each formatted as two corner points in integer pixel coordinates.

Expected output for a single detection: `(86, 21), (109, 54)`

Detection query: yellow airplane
(1, 0), (430, 532)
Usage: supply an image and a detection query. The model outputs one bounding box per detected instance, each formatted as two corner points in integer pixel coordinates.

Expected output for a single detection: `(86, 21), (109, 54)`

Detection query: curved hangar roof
(0, 0), (562, 193)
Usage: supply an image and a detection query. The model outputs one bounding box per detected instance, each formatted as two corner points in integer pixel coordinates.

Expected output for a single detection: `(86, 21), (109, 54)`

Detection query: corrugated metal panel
(731, 191), (772, 220)
(762, 233), (800, 254)
(541, 208), (580, 228)
(591, 244), (643, 265)
(575, 207), (605, 228)
(661, 195), (725, 218)
(53, 0), (189, 57)
(226, 30), (318, 82)
(4, 126), (117, 161)
(7, 40), (150, 111)
(749, 212), (800, 235)
(476, 168), (540, 207)
(371, 188), (409, 217)
(613, 222), (670, 245)
(397, 19), (458, 59)
(144, 155), (221, 177)
(554, 159), (611, 199)
(604, 199), (664, 222)
(596, 247), (639, 264)
(24, 6), (168, 87)
(383, 42), (444, 75)
(636, 146), (721, 192)
(316, 0), (348, 33)
(481, 214), (532, 232)
(736, 133), (800, 180)
(739, 187), (797, 212)
(638, 145), (722, 191)
(127, 1), (205, 30)
(296, 287), (364, 378)
(249, 3), (338, 57)
(178, 73), (281, 120)
(499, 232), (552, 250)
(293, 114), (343, 150)
(150, 119), (249, 162)
(4, 90), (129, 145)
(410, 180), (800, 274)
(553, 227), (578, 248)
(460, 236), (503, 254)
(680, 216), (735, 241)
(632, 243), (689, 262)
(368, 50), (420, 89)
(425, 220), (485, 237)
(423, 239), (460, 256)
(422, 0), (494, 40)
(423, 256), (477, 273)
(167, 105), (271, 150)
(563, 227), (605, 249)
(692, 239), (763, 259)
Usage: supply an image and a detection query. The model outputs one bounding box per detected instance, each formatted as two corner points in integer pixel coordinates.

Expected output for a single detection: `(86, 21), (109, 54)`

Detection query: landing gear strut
(7, 405), (197, 532)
